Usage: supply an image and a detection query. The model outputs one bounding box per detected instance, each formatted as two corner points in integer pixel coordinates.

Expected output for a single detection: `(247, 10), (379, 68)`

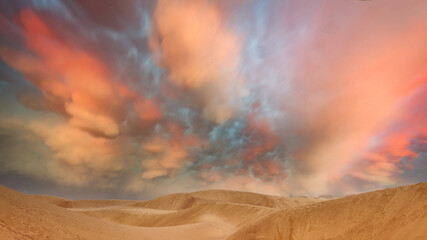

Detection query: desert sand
(0, 183), (426, 240)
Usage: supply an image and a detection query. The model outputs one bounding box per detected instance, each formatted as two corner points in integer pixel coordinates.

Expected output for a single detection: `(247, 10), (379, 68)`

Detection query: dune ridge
(227, 182), (427, 240)
(1, 183), (426, 240)
(133, 189), (320, 210)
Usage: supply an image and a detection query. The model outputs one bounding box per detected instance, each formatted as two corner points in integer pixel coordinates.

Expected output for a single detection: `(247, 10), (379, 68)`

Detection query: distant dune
(0, 183), (426, 240)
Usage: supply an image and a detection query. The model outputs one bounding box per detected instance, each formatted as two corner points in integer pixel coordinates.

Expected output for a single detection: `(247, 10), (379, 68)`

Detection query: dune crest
(227, 183), (427, 240)
(0, 183), (426, 240)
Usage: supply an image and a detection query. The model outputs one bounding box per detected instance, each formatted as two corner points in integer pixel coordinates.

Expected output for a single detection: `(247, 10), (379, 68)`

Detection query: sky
(0, 0), (426, 200)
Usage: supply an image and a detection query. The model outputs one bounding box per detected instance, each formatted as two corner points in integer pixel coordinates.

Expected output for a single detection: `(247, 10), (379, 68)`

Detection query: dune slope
(0, 183), (426, 240)
(0, 186), (233, 240)
(133, 189), (321, 210)
(227, 182), (427, 240)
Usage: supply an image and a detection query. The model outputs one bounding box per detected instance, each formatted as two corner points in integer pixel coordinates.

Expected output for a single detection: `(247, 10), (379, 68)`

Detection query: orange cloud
(150, 0), (245, 124)
(282, 11), (427, 193)
(0, 9), (162, 138)
(241, 113), (285, 181)
(44, 124), (130, 185)
(1, 1), (427, 197)
(134, 98), (163, 122)
(0, 117), (131, 187)
(0, 9), (167, 188)
(348, 85), (427, 185)
(141, 122), (205, 179)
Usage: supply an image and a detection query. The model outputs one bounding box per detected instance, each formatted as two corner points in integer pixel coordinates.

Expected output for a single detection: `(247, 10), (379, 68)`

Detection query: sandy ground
(0, 183), (426, 240)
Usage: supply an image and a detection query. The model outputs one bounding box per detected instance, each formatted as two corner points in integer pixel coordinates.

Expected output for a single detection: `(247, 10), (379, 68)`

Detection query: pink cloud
(141, 122), (205, 180)
(0, 9), (164, 139)
(150, 0), (245, 124)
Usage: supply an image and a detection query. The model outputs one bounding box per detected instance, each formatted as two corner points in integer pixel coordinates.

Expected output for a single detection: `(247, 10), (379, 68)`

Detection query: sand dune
(31, 195), (141, 209)
(0, 183), (426, 240)
(227, 183), (427, 240)
(135, 189), (321, 210)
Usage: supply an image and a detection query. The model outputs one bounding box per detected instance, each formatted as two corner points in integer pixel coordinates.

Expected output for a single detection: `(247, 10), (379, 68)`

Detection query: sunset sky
(0, 0), (426, 199)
